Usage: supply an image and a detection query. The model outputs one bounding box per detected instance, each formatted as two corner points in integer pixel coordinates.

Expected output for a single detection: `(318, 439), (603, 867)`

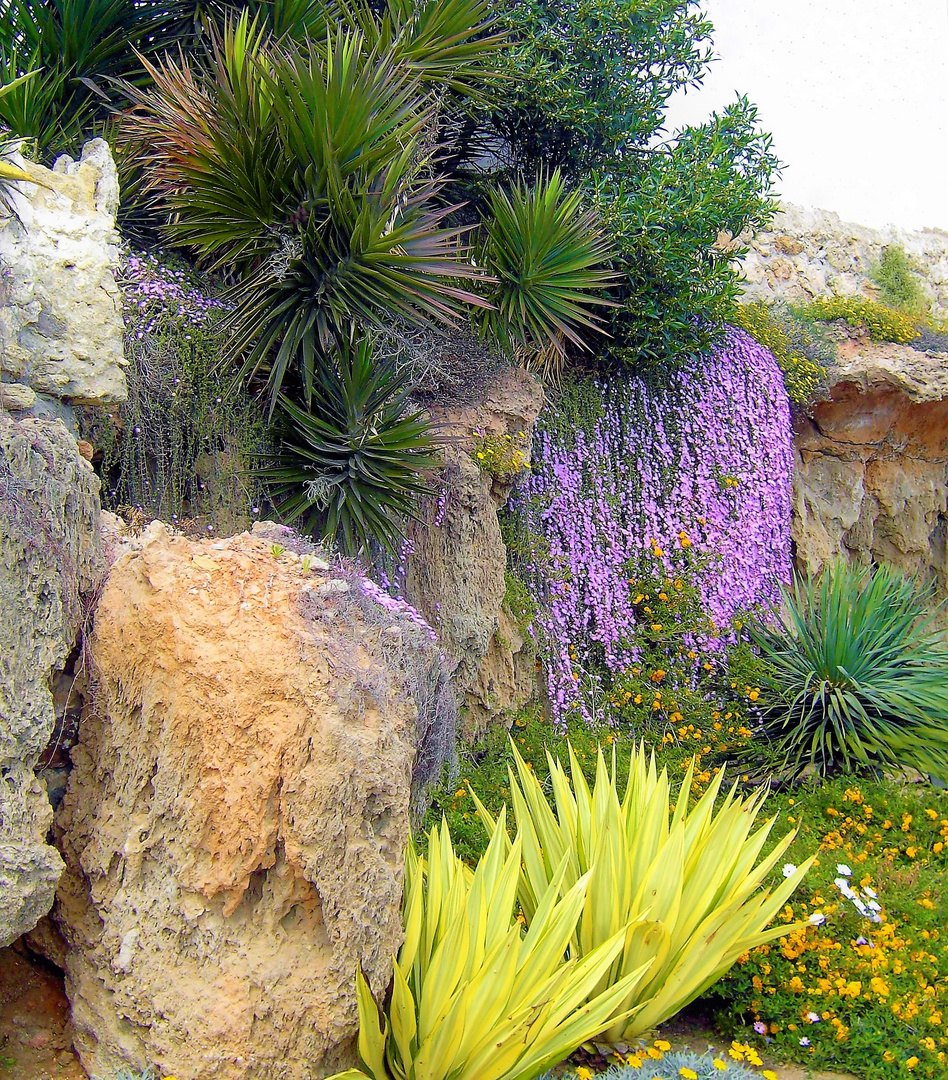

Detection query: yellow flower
(626, 1055), (643, 1068)
(907, 1056), (919, 1069)
(654, 1040), (671, 1052)
(576, 1068), (593, 1080)
(646, 1047), (664, 1059)
(679, 1069), (698, 1080)
(762, 1072), (779, 1080)
(712, 1062), (727, 1072)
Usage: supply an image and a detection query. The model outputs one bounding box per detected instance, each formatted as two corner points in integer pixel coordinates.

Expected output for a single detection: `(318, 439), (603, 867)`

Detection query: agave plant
(119, 13), (494, 412)
(479, 171), (617, 376)
(254, 337), (438, 556)
(327, 816), (652, 1080)
(749, 560), (948, 782)
(472, 742), (812, 1041)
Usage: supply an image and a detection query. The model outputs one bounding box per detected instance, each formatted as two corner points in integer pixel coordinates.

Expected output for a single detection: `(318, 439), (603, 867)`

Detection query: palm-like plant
(479, 171), (617, 376)
(0, 0), (188, 155)
(254, 337), (438, 555)
(749, 560), (948, 782)
(119, 14), (493, 412)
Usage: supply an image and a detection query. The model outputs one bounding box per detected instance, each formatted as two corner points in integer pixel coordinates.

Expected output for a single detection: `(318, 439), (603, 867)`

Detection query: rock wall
(737, 203), (948, 319)
(0, 139), (126, 424)
(404, 367), (544, 736)
(0, 414), (105, 947)
(792, 335), (948, 592)
(54, 524), (417, 1080)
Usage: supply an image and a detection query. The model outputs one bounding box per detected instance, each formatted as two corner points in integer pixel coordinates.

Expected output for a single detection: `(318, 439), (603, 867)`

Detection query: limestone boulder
(404, 366), (544, 735)
(792, 340), (948, 594)
(738, 203), (948, 320)
(54, 525), (419, 1080)
(0, 415), (105, 947)
(0, 139), (126, 413)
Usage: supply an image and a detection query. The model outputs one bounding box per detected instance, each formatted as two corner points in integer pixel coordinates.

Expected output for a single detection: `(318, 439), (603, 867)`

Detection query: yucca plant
(327, 816), (652, 1080)
(479, 171), (617, 377)
(472, 742), (812, 1041)
(254, 337), (438, 556)
(749, 560), (948, 782)
(119, 14), (492, 412)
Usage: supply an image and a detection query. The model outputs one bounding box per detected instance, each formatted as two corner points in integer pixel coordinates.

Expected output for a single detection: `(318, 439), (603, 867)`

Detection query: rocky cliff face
(405, 366), (544, 736)
(737, 203), (948, 320)
(793, 336), (948, 592)
(53, 524), (418, 1080)
(0, 138), (126, 423)
(0, 414), (105, 947)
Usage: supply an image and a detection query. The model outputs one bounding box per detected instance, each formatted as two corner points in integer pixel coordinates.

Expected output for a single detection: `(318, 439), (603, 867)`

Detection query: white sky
(662, 0), (948, 232)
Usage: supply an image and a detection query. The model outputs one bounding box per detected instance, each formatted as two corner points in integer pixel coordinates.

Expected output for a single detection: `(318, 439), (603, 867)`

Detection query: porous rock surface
(736, 203), (948, 320)
(0, 414), (105, 947)
(405, 366), (544, 735)
(54, 524), (416, 1080)
(792, 336), (948, 592)
(0, 139), (126, 413)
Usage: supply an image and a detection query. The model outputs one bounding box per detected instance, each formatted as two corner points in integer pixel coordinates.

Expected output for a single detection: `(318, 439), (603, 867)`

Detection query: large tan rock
(792, 340), (948, 593)
(405, 366), (544, 735)
(54, 525), (419, 1080)
(0, 415), (105, 947)
(0, 139), (126, 409)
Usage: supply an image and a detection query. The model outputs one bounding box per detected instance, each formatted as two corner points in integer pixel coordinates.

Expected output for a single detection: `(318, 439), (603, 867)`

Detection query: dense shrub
(870, 245), (929, 319)
(798, 296), (919, 344)
(749, 561), (948, 783)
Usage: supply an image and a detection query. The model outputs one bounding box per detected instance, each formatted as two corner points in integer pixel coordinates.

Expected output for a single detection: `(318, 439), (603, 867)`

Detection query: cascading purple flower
(516, 327), (793, 725)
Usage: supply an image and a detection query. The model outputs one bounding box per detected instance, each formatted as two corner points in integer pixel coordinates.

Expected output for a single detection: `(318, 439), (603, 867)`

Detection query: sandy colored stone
(792, 341), (948, 597)
(0, 415), (104, 947)
(405, 366), (544, 735)
(54, 525), (417, 1080)
(0, 139), (126, 407)
(0, 383), (37, 411)
(739, 202), (948, 320)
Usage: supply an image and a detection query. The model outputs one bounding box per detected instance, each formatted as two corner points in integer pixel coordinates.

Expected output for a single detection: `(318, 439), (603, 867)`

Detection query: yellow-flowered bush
(471, 431), (530, 480)
(731, 302), (828, 407)
(800, 296), (920, 344)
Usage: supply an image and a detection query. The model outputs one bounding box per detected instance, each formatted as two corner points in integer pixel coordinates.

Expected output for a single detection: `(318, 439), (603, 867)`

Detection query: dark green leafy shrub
(870, 244), (928, 318)
(254, 336), (437, 555)
(749, 561), (948, 782)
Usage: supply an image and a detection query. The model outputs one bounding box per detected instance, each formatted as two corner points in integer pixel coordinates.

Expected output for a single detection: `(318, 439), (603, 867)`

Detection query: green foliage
(120, 12), (495, 414)
(503, 569), (536, 635)
(749, 561), (948, 783)
(489, 0), (713, 174)
(870, 245), (928, 319)
(590, 99), (781, 370)
(331, 819), (650, 1080)
(553, 1053), (770, 1079)
(0, 0), (185, 157)
(732, 301), (831, 407)
(798, 296), (919, 344)
(479, 171), (616, 374)
(711, 775), (948, 1080)
(254, 337), (437, 556)
(472, 740), (811, 1040)
(81, 255), (267, 534)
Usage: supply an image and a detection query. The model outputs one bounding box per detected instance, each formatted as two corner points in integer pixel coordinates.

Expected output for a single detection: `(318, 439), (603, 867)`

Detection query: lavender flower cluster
(121, 252), (229, 339)
(518, 327), (793, 724)
(359, 575), (439, 645)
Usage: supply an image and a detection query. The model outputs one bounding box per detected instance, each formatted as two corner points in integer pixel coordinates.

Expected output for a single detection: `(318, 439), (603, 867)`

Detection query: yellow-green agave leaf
(328, 815), (653, 1080)
(473, 739), (813, 1042)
